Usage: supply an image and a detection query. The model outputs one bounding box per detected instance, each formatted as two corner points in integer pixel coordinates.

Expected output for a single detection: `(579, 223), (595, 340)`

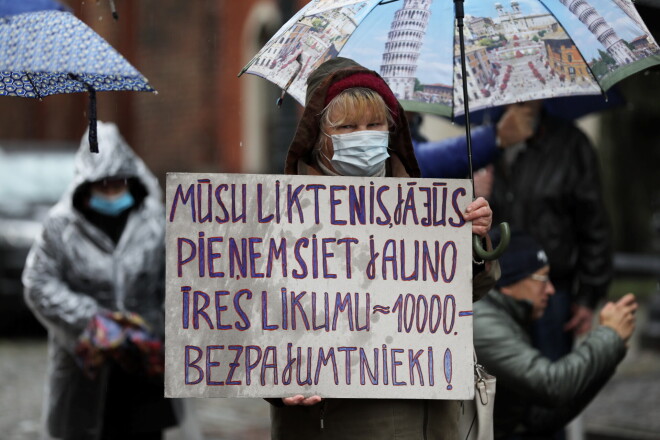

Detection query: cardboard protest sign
(165, 173), (475, 400)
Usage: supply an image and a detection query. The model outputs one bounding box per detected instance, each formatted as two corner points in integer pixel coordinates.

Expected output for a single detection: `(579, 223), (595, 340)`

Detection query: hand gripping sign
(165, 173), (475, 400)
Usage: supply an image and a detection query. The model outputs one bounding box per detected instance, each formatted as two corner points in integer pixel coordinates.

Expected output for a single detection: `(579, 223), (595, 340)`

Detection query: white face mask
(329, 130), (390, 176)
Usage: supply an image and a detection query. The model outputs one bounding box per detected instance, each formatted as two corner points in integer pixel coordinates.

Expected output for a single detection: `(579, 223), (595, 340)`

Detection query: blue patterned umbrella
(0, 9), (155, 151)
(0, 0), (69, 15)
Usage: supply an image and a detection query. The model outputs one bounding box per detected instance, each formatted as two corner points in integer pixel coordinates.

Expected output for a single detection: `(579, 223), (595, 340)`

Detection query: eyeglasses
(529, 273), (550, 283)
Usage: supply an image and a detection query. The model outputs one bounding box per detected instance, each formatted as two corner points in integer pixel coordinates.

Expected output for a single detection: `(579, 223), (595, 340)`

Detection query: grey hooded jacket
(22, 122), (199, 440)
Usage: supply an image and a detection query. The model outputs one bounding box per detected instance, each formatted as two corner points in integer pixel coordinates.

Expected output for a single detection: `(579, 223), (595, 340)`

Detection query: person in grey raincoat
(22, 122), (201, 440)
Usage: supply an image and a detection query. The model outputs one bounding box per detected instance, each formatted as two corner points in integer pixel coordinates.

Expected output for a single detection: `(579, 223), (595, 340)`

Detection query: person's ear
(500, 285), (513, 296)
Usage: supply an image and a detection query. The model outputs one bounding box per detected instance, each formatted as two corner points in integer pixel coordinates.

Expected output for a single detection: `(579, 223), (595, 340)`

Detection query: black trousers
(101, 364), (177, 440)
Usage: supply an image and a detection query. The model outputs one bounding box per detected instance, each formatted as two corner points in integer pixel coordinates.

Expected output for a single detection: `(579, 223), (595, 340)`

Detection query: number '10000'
(392, 294), (456, 334)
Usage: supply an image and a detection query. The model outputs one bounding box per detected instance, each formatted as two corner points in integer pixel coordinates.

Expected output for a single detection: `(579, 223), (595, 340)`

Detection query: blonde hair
(313, 88), (395, 167)
(320, 87), (395, 131)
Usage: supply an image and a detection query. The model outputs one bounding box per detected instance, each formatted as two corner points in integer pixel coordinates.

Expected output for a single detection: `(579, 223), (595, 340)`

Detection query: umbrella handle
(109, 0), (118, 20)
(473, 222), (510, 261)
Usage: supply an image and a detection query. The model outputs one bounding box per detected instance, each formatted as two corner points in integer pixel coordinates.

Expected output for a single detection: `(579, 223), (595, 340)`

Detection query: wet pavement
(0, 336), (271, 440)
(581, 302), (660, 440)
(1, 302), (658, 440)
(0, 338), (44, 440)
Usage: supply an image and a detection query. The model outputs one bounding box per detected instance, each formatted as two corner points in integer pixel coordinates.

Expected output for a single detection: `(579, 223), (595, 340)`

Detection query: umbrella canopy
(452, 85), (626, 125)
(0, 0), (69, 15)
(0, 9), (155, 151)
(0, 10), (154, 98)
(240, 0), (660, 118)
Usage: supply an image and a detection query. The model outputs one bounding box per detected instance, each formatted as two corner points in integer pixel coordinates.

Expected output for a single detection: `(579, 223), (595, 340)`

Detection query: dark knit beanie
(491, 228), (549, 288)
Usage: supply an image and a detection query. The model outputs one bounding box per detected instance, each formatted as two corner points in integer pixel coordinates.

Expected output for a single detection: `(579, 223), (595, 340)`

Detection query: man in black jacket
(410, 102), (612, 360)
(489, 101), (612, 361)
(474, 230), (636, 439)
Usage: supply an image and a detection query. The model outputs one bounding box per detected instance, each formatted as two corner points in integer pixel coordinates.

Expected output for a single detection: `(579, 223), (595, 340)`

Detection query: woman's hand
(464, 197), (492, 237)
(282, 395), (323, 406)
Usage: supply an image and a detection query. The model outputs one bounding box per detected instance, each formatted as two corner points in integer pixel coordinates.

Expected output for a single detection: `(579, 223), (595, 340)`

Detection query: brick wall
(129, 1), (224, 181)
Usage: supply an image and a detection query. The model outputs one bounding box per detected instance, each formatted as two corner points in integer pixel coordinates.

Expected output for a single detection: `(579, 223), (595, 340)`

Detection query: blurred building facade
(1, 0), (659, 256)
(0, 0), (306, 184)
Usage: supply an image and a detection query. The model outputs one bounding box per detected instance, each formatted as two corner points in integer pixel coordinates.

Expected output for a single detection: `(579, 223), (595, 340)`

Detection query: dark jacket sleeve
(413, 125), (500, 179)
(569, 132), (612, 308)
(522, 365), (612, 433)
(476, 314), (625, 406)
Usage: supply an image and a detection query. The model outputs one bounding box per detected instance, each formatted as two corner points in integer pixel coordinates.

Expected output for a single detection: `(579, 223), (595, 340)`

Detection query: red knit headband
(325, 72), (399, 117)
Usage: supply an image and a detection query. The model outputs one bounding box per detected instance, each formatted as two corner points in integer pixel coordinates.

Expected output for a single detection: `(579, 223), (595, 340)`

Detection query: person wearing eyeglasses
(473, 229), (637, 440)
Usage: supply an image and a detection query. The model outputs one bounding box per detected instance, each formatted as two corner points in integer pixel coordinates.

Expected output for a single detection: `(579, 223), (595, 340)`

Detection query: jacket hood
(68, 121), (162, 203)
(284, 57), (420, 177)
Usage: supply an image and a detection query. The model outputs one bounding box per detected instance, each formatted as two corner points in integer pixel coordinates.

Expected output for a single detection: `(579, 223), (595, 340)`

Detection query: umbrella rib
(277, 54), (303, 108)
(25, 72), (43, 101)
(109, 0), (119, 21)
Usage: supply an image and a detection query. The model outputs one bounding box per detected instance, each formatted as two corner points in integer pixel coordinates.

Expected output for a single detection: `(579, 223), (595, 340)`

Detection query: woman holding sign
(270, 57), (499, 440)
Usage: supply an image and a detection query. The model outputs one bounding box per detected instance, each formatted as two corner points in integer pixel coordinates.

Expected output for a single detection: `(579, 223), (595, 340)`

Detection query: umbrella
(240, 0), (660, 259)
(0, 0), (70, 15)
(0, 9), (155, 152)
(240, 0), (659, 118)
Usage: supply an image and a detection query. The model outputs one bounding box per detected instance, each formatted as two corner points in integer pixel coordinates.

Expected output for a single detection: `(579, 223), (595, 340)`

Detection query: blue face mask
(89, 191), (135, 217)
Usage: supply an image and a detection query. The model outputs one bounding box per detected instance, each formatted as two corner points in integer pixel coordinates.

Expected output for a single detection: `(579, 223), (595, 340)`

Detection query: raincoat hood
(70, 120), (162, 204)
(284, 57), (420, 177)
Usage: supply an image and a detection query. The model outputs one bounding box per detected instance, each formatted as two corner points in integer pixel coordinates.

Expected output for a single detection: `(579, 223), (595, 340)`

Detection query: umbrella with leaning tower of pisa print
(240, 0), (660, 119)
(240, 0), (659, 259)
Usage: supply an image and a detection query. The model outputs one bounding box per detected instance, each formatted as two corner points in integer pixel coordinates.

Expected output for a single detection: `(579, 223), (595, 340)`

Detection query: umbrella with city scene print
(240, 0), (660, 118)
(240, 0), (660, 259)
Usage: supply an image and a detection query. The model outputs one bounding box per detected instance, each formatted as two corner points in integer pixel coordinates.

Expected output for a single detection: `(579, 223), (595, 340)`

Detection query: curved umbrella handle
(473, 222), (510, 261)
